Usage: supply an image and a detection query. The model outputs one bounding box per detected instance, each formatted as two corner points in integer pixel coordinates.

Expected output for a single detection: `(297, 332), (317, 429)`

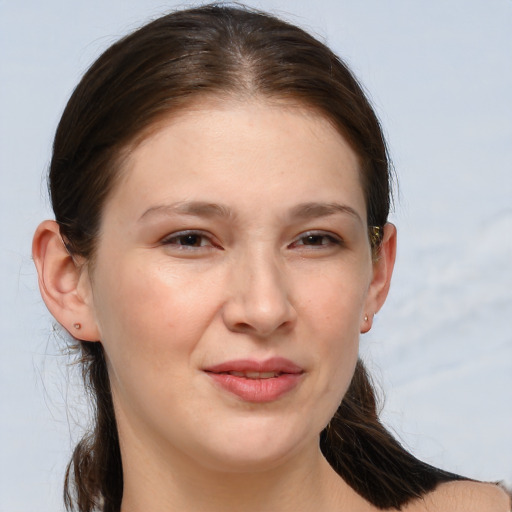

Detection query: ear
(360, 223), (397, 333)
(32, 220), (100, 341)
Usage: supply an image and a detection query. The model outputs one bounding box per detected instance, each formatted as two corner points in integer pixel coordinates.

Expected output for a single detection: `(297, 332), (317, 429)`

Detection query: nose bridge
(223, 243), (295, 336)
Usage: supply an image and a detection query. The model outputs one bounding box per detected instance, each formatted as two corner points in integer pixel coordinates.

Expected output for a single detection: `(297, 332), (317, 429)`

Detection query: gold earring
(73, 323), (82, 330)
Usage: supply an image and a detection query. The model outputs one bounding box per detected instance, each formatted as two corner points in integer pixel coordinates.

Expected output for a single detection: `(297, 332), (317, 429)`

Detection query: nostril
(231, 321), (253, 334)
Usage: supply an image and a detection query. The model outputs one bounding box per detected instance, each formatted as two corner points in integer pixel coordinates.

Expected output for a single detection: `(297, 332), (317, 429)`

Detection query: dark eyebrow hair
(139, 201), (234, 221)
(138, 200), (362, 224)
(289, 202), (363, 224)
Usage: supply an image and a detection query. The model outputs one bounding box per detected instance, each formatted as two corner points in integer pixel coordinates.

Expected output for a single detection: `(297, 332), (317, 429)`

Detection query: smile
(204, 358), (304, 403)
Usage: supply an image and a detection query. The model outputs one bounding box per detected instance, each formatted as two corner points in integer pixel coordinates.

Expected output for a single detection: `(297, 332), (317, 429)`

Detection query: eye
(161, 230), (219, 250)
(289, 231), (344, 249)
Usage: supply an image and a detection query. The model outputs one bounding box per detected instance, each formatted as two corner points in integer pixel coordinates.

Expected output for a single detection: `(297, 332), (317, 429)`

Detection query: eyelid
(160, 229), (221, 249)
(159, 229), (344, 250)
(288, 230), (344, 248)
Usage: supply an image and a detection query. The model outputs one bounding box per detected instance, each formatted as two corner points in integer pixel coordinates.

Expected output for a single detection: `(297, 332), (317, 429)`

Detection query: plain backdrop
(1, 1), (511, 510)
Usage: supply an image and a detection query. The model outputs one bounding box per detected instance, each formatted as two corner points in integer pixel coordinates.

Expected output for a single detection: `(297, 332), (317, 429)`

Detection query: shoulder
(403, 480), (511, 512)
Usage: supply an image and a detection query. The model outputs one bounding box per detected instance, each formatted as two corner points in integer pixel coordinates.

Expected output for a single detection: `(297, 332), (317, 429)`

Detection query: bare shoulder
(403, 480), (511, 512)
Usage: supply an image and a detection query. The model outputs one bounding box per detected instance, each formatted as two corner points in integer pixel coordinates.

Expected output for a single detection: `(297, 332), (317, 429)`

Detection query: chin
(189, 421), (318, 474)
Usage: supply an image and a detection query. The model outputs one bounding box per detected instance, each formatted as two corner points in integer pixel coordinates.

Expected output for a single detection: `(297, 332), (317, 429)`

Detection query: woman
(32, 4), (510, 511)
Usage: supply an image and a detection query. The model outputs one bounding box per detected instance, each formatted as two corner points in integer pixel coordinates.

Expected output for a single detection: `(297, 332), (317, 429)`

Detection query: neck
(119, 428), (355, 512)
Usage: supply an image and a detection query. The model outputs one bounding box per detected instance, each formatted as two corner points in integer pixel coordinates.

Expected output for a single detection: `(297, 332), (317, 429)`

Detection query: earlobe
(32, 220), (100, 341)
(360, 313), (372, 334)
(361, 223), (397, 333)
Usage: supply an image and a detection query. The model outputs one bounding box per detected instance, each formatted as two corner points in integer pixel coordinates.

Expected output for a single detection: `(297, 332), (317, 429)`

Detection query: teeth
(227, 371), (279, 379)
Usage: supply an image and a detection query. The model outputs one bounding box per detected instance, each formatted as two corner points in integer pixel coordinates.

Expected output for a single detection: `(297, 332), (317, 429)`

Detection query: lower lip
(206, 372), (303, 402)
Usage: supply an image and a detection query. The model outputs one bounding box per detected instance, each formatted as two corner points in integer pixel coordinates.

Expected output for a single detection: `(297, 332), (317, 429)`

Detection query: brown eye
(290, 231), (343, 249)
(176, 234), (203, 246)
(302, 235), (329, 246)
(161, 231), (216, 249)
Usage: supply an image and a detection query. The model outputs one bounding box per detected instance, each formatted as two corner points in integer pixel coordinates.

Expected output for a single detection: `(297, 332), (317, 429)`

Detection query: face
(84, 99), (381, 473)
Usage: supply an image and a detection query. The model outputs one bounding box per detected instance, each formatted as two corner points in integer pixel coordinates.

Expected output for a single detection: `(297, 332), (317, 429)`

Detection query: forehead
(106, 98), (366, 223)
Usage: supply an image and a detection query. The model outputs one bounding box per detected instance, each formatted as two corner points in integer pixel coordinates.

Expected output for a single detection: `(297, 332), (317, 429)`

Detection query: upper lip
(204, 357), (304, 375)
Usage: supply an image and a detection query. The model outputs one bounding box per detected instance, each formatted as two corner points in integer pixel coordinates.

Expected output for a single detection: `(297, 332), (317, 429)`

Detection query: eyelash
(161, 230), (219, 249)
(289, 232), (344, 249)
(160, 230), (344, 251)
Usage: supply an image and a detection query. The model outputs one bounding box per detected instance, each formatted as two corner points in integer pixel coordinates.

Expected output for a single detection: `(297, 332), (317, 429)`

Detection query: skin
(33, 99), (509, 511)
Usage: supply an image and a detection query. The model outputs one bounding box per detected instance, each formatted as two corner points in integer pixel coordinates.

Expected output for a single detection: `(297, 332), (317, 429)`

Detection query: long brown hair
(49, 4), (463, 511)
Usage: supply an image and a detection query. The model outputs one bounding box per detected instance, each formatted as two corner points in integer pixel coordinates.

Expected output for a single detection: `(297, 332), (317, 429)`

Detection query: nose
(222, 250), (297, 338)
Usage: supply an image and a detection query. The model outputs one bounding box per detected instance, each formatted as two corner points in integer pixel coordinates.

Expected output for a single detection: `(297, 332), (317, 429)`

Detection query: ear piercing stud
(364, 315), (368, 322)
(73, 323), (82, 330)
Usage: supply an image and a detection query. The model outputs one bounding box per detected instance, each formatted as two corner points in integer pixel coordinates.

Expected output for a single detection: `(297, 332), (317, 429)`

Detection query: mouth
(203, 357), (304, 403)
(215, 371), (284, 379)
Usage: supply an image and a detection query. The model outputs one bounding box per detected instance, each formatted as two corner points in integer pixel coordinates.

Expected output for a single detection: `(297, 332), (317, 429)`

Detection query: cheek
(299, 266), (368, 400)
(298, 262), (369, 334)
(91, 257), (220, 373)
(91, 258), (220, 428)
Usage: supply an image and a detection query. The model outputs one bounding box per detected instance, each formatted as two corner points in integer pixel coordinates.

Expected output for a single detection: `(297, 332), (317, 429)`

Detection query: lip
(204, 357), (304, 403)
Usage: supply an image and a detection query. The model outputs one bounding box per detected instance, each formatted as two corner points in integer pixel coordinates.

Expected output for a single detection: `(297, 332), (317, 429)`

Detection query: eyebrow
(139, 201), (234, 222)
(288, 202), (363, 224)
(138, 200), (362, 224)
